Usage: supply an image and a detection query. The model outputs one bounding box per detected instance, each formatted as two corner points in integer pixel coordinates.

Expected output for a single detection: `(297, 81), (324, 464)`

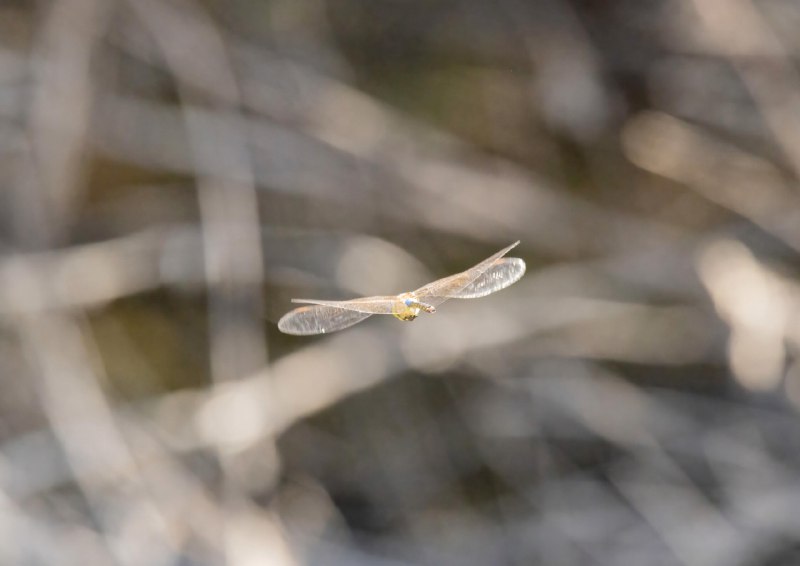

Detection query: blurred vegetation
(1, 0), (800, 565)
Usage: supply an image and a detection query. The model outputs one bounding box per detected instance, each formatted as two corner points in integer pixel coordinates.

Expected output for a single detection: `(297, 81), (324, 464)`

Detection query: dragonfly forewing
(447, 257), (526, 299)
(413, 240), (520, 306)
(291, 296), (399, 315)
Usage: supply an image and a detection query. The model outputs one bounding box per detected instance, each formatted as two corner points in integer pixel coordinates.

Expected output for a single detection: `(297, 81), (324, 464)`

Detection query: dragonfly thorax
(392, 293), (435, 322)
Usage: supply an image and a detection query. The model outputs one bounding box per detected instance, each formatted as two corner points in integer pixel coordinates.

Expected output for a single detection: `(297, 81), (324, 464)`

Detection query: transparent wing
(289, 295), (398, 315)
(447, 257), (526, 299)
(414, 241), (521, 307)
(278, 305), (373, 335)
(279, 241), (524, 334)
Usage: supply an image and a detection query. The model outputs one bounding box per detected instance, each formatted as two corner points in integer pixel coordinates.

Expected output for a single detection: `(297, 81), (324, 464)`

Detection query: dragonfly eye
(404, 298), (414, 306)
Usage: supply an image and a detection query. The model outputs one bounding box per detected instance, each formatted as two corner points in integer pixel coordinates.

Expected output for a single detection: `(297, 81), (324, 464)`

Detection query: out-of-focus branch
(623, 111), (800, 251)
(689, 0), (800, 179)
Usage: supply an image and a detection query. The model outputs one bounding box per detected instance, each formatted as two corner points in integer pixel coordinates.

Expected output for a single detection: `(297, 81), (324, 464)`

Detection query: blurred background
(2, 0), (800, 564)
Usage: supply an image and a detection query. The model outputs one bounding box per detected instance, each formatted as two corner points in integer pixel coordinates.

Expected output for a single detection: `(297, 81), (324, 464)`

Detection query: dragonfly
(278, 241), (526, 335)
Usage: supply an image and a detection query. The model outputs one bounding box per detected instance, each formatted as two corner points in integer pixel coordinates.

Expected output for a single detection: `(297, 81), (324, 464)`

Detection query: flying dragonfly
(278, 241), (526, 336)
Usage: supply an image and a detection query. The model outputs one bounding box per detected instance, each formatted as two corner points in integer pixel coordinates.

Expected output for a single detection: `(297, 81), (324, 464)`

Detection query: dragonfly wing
(278, 305), (373, 335)
(447, 257), (526, 299)
(290, 295), (397, 314)
(413, 241), (520, 306)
